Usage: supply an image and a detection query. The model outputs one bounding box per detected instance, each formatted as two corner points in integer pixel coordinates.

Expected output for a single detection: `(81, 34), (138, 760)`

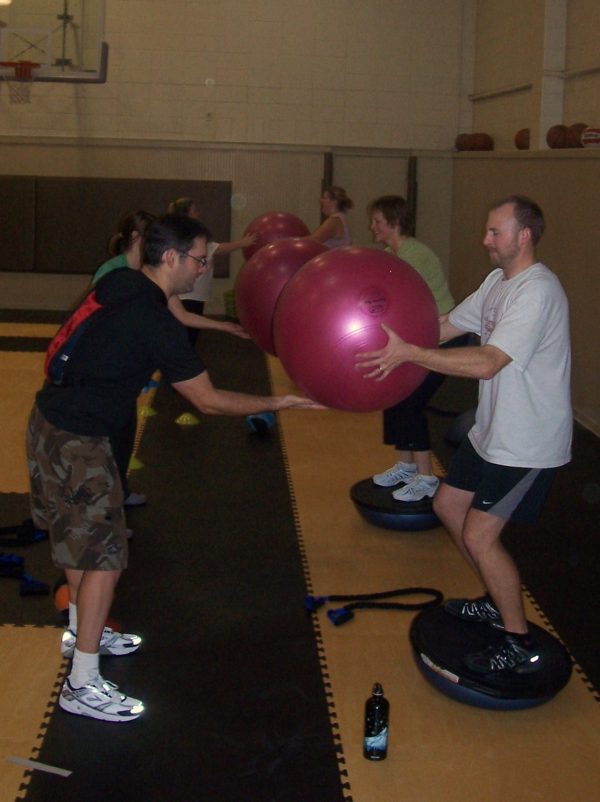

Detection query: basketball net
(1, 61), (39, 104)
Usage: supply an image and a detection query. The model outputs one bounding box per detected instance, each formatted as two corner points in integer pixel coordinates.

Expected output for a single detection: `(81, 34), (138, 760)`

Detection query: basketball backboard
(0, 0), (107, 83)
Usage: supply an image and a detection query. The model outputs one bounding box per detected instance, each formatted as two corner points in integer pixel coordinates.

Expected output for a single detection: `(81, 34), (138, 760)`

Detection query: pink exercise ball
(273, 247), (440, 412)
(242, 211), (310, 261)
(235, 237), (328, 355)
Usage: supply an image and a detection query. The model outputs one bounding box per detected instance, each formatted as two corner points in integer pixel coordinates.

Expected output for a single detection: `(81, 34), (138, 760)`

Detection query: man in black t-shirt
(26, 214), (320, 723)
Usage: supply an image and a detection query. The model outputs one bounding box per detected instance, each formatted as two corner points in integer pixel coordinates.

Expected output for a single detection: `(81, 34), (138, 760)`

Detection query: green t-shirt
(390, 238), (454, 315)
(93, 253), (128, 285)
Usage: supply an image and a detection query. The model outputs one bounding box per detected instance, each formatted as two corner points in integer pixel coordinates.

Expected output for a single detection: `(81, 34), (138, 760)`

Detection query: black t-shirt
(37, 268), (205, 437)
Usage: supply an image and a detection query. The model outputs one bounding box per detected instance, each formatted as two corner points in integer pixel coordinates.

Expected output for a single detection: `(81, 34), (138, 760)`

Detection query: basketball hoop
(0, 60), (41, 104)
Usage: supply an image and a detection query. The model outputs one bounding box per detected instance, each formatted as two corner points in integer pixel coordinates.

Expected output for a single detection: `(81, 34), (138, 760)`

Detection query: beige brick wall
(564, 0), (600, 125)
(471, 0), (600, 149)
(0, 0), (473, 150)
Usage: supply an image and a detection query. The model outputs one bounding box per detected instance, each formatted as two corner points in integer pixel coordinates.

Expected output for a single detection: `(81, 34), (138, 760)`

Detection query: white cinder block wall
(0, 0), (473, 148)
(0, 0), (476, 310)
(2, 1), (600, 313)
(471, 0), (600, 149)
(564, 0), (600, 125)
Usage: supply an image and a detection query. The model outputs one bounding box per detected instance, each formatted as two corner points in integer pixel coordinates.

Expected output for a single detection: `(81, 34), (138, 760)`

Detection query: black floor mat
(19, 332), (347, 802)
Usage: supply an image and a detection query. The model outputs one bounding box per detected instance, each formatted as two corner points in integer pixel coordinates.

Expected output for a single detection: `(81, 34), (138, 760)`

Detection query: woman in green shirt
(367, 195), (455, 503)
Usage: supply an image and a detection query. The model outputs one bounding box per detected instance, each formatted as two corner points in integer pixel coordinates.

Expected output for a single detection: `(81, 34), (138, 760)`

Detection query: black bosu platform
(410, 607), (573, 710)
(350, 478), (439, 531)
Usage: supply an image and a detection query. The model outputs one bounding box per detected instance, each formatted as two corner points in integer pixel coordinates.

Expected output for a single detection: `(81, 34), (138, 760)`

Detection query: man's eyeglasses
(177, 250), (208, 267)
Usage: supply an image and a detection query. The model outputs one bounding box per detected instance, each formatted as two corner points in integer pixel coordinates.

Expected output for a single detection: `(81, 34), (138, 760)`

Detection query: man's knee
(433, 483), (461, 523)
(462, 511), (507, 558)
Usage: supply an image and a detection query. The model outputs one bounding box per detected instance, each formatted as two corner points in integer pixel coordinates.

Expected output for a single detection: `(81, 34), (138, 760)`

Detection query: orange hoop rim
(0, 60), (41, 80)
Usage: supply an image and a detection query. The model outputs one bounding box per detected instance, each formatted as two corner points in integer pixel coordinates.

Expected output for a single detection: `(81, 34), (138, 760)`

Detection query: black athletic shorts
(444, 436), (558, 524)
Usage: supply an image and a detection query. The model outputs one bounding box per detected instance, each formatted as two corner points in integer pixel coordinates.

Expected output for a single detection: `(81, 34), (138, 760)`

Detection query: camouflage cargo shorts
(26, 405), (128, 571)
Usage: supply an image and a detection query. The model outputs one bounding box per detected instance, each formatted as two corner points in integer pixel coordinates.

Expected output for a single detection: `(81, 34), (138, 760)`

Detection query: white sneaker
(61, 627), (142, 659)
(59, 676), (144, 722)
(124, 491), (146, 507)
(372, 461), (417, 487)
(392, 474), (439, 502)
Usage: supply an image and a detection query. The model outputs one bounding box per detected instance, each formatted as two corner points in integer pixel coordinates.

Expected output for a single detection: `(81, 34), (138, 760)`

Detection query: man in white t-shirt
(356, 195), (572, 674)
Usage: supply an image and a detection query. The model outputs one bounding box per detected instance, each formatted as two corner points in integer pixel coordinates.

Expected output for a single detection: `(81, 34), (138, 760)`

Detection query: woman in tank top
(310, 185), (353, 248)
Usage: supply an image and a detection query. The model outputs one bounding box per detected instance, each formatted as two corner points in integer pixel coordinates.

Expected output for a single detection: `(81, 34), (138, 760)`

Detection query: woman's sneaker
(372, 461), (417, 487)
(465, 635), (541, 674)
(392, 474), (439, 501)
(59, 676), (144, 722)
(61, 627), (142, 658)
(124, 491), (147, 507)
(444, 594), (504, 628)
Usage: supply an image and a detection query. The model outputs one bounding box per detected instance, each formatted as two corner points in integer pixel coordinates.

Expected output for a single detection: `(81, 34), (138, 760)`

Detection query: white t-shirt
(179, 240), (220, 303)
(449, 263), (572, 468)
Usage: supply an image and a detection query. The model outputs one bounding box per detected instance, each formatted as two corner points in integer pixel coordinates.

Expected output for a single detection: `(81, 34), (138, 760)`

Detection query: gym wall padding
(0, 141), (455, 286)
(0, 176), (232, 277)
(1, 141), (598, 436)
(0, 176), (36, 271)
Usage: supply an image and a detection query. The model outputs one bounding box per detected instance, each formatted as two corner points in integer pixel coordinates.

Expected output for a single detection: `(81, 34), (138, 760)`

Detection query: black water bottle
(363, 682), (389, 760)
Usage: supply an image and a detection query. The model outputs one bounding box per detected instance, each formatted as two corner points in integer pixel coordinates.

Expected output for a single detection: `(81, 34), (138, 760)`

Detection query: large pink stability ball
(235, 237), (328, 355)
(242, 211), (310, 261)
(273, 247), (440, 412)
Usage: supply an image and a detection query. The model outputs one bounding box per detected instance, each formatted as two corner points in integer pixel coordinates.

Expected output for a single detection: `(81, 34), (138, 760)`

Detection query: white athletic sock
(68, 602), (78, 633)
(69, 647), (100, 688)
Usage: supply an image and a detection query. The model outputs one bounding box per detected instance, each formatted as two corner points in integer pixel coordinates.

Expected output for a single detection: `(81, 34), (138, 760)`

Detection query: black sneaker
(444, 594), (504, 628)
(465, 634), (541, 674)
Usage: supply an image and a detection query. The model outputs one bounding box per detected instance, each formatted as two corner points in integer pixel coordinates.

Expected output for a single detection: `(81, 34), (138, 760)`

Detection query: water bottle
(363, 682), (389, 760)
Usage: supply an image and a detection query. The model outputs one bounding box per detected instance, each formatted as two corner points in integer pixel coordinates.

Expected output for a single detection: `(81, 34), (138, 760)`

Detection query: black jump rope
(305, 586), (444, 625)
(305, 399), (475, 624)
